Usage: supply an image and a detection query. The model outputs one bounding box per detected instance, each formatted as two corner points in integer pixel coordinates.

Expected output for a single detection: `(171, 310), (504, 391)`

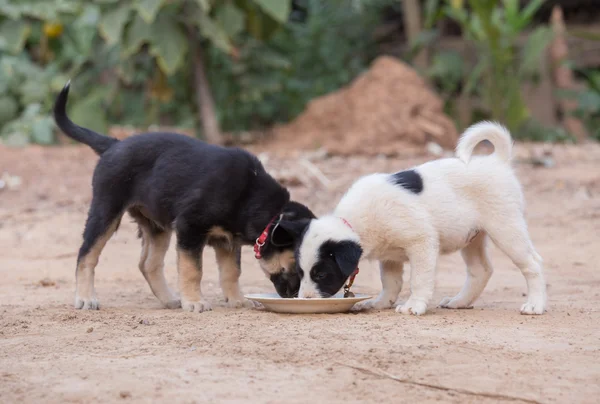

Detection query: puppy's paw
(226, 297), (259, 309)
(439, 296), (473, 309)
(520, 300), (545, 315)
(164, 299), (182, 310)
(75, 296), (99, 310)
(181, 299), (212, 313)
(396, 299), (428, 316)
(353, 298), (394, 312)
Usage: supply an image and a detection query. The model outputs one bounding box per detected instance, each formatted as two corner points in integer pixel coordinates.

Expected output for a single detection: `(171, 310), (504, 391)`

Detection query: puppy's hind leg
(137, 226), (180, 309)
(75, 202), (122, 310)
(485, 217), (546, 315)
(440, 232), (493, 309)
(356, 260), (404, 311)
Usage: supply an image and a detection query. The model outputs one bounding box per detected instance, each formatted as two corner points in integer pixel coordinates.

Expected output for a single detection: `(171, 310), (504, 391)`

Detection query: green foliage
(208, 0), (389, 131)
(516, 118), (574, 143)
(0, 0), (294, 145)
(0, 52), (69, 144)
(454, 0), (553, 131)
(558, 69), (600, 140)
(419, 0), (554, 136)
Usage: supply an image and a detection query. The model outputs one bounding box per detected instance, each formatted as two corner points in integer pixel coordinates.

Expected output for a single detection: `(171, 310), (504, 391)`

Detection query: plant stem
(403, 0), (428, 70)
(187, 25), (223, 144)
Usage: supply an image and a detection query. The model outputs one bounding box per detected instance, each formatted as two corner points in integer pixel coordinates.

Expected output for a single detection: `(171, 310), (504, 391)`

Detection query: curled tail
(53, 81), (118, 155)
(455, 121), (513, 164)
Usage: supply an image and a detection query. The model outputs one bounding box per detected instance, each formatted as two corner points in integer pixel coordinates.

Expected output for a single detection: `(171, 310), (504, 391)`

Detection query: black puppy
(53, 82), (314, 312)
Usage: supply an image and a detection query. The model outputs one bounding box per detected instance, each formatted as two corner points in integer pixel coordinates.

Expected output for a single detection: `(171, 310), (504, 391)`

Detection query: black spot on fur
(390, 169), (423, 194)
(309, 240), (363, 297)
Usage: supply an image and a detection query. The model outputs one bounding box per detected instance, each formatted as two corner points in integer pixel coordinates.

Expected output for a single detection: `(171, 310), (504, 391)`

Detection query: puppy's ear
(333, 241), (363, 277)
(270, 218), (311, 247)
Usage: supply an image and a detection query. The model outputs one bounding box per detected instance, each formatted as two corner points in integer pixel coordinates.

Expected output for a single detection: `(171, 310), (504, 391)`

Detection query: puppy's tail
(455, 121), (513, 164)
(53, 81), (118, 155)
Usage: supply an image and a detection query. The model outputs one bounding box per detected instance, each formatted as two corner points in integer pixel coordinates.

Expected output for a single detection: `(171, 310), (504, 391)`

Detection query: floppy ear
(333, 241), (363, 277)
(270, 218), (311, 247)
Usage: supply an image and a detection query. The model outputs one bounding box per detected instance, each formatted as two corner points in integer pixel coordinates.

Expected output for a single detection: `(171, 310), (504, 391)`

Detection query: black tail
(53, 81), (118, 155)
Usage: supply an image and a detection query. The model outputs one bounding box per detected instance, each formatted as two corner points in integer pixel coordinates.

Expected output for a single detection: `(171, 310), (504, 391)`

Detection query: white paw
(164, 299), (181, 310)
(353, 298), (394, 311)
(396, 299), (428, 316)
(75, 295), (99, 310)
(439, 296), (473, 309)
(520, 299), (545, 315)
(226, 297), (260, 309)
(181, 299), (212, 313)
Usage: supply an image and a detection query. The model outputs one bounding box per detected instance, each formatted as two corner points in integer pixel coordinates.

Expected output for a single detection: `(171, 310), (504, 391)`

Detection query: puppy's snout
(298, 289), (319, 299)
(271, 271), (300, 298)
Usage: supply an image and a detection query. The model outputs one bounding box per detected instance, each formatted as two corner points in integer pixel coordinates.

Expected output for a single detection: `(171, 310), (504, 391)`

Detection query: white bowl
(244, 293), (371, 314)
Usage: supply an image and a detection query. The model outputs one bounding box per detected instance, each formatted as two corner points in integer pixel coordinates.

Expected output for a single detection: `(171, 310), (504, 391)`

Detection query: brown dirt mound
(267, 56), (458, 156)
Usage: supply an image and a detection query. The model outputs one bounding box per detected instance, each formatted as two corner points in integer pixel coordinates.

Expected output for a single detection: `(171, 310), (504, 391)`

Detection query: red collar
(339, 217), (360, 297)
(254, 216), (278, 259)
(344, 268), (360, 297)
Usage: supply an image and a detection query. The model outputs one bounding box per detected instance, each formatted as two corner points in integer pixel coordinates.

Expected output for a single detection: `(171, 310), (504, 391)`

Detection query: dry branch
(337, 362), (542, 404)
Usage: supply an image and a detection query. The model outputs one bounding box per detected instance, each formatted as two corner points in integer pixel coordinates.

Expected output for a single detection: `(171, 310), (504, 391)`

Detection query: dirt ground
(1, 142), (599, 404)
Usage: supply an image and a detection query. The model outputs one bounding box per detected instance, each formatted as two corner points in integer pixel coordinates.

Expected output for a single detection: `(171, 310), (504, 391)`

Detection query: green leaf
(2, 130), (30, 147)
(0, 96), (19, 125)
(246, 6), (280, 41)
(0, 2), (22, 19)
(71, 5), (101, 57)
(578, 90), (600, 112)
(122, 13), (153, 56)
(50, 74), (71, 92)
(31, 117), (55, 145)
(135, 0), (164, 23)
(0, 20), (31, 54)
(585, 71), (600, 93)
(502, 0), (519, 27)
(424, 0), (441, 29)
(196, 0), (211, 12)
(505, 81), (528, 130)
(99, 3), (132, 45)
(442, 5), (468, 26)
(252, 0), (290, 23)
(69, 89), (110, 134)
(77, 4), (101, 26)
(19, 80), (49, 105)
(198, 12), (232, 53)
(22, 103), (42, 119)
(427, 50), (463, 93)
(149, 13), (188, 75)
(519, 27), (553, 77)
(8, 1), (79, 20)
(409, 29), (439, 54)
(216, 3), (245, 38)
(462, 58), (486, 95)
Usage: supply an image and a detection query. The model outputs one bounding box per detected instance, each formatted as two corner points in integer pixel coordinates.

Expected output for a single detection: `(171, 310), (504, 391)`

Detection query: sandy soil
(1, 142), (599, 404)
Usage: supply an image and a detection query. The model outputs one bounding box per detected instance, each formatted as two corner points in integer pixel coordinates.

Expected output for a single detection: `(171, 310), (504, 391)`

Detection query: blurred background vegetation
(0, 0), (599, 146)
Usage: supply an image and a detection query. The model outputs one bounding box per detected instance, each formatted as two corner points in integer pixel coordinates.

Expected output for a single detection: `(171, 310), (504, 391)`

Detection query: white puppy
(295, 122), (547, 315)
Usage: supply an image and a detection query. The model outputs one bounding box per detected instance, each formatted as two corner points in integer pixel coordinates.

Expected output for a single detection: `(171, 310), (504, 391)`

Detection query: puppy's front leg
(177, 247), (212, 313)
(214, 244), (255, 308)
(397, 242), (438, 316)
(356, 260), (404, 311)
